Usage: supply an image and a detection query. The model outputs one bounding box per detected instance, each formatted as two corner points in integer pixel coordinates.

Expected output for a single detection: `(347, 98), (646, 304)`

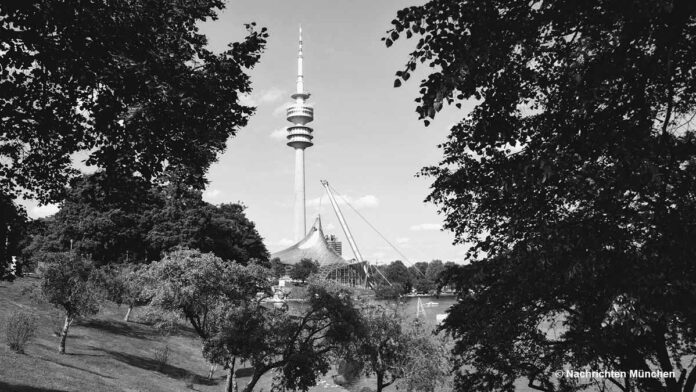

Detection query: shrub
(153, 345), (170, 371)
(5, 310), (38, 353)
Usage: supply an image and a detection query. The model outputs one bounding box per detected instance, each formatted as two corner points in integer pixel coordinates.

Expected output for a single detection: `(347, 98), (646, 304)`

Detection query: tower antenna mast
(286, 25), (314, 241)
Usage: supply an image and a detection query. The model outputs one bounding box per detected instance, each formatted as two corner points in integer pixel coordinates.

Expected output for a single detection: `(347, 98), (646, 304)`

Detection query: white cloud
(410, 223), (442, 231)
(275, 238), (295, 247)
(269, 127), (287, 140)
(353, 195), (379, 208)
(307, 194), (379, 210)
(240, 88), (285, 108)
(203, 189), (222, 202)
(30, 204), (59, 218)
(259, 88), (285, 104)
(325, 223), (336, 231)
(272, 103), (290, 117)
(306, 196), (326, 209)
(396, 237), (410, 244)
(239, 94), (256, 107)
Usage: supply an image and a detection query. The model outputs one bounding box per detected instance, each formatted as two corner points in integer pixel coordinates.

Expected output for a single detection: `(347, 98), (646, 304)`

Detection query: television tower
(286, 26), (314, 241)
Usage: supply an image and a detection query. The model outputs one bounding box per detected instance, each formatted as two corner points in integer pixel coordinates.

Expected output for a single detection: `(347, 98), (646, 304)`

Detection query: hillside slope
(0, 277), (347, 392)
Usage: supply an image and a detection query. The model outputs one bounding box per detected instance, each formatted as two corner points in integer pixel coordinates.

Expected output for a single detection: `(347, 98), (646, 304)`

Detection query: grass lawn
(0, 277), (349, 392)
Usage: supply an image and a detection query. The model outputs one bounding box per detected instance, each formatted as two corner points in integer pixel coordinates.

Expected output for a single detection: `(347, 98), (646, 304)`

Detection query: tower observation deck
(287, 26), (314, 241)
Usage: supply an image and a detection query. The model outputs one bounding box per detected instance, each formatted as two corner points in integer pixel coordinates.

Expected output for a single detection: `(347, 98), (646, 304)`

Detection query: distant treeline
(15, 172), (269, 272)
(372, 259), (456, 297)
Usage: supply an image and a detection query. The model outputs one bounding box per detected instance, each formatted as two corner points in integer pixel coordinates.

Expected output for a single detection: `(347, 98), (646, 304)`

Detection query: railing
(286, 106), (314, 118)
(287, 126), (313, 137)
(288, 135), (312, 141)
(287, 135), (313, 146)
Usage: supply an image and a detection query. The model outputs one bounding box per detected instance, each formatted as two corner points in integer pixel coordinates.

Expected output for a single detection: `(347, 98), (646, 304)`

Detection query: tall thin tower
(286, 26), (314, 241)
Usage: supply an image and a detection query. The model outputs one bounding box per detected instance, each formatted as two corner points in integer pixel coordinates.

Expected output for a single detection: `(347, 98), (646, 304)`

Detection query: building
(325, 235), (342, 256)
(272, 217), (345, 266)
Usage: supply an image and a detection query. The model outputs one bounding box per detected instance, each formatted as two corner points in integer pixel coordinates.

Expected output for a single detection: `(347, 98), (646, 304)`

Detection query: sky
(24, 0), (475, 265)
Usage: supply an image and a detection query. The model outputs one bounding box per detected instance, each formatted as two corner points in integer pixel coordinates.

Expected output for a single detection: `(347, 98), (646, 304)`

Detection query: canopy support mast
(321, 180), (369, 286)
(321, 180), (363, 262)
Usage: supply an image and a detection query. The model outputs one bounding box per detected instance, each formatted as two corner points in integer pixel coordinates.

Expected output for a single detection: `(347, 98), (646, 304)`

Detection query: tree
(204, 280), (363, 392)
(290, 258), (319, 283)
(395, 321), (451, 392)
(92, 264), (148, 322)
(412, 261), (429, 277)
(410, 261), (433, 293)
(387, 1), (696, 391)
(383, 260), (412, 294)
(144, 249), (270, 340)
(412, 278), (434, 294)
(145, 186), (269, 263)
(351, 304), (409, 392)
(40, 252), (100, 354)
(23, 173), (157, 266)
(1, 0), (267, 276)
(347, 305), (449, 392)
(0, 194), (27, 280)
(373, 283), (404, 300)
(270, 257), (287, 279)
(425, 259), (445, 295)
(144, 248), (272, 391)
(23, 173), (269, 266)
(425, 259), (444, 283)
(1, 1), (267, 202)
(204, 303), (269, 392)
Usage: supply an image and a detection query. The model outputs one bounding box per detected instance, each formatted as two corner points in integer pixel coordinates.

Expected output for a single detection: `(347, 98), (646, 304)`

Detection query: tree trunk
(225, 357), (237, 392)
(124, 305), (133, 322)
(58, 315), (73, 354)
(225, 366), (233, 392)
(376, 371), (384, 392)
(242, 369), (264, 392)
(683, 367), (696, 392)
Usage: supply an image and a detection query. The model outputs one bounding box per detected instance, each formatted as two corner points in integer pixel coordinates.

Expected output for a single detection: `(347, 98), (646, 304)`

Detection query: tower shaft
(294, 148), (306, 241)
(286, 26), (314, 241)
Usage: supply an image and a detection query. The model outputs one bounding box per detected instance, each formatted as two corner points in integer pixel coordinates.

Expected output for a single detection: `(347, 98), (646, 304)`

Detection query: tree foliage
(145, 185), (269, 264)
(91, 263), (149, 322)
(143, 249), (271, 340)
(23, 173), (156, 265)
(346, 305), (450, 392)
(395, 321), (451, 392)
(270, 257), (287, 278)
(0, 193), (27, 280)
(204, 280), (363, 392)
(40, 252), (100, 354)
(350, 304), (410, 392)
(0, 0), (267, 279)
(373, 283), (403, 300)
(387, 1), (696, 391)
(289, 258), (319, 283)
(22, 173), (269, 266)
(0, 0), (267, 203)
(381, 260), (412, 294)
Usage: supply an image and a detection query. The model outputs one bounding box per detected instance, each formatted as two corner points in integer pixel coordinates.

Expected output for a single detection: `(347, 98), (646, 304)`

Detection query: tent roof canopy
(271, 216), (347, 266)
